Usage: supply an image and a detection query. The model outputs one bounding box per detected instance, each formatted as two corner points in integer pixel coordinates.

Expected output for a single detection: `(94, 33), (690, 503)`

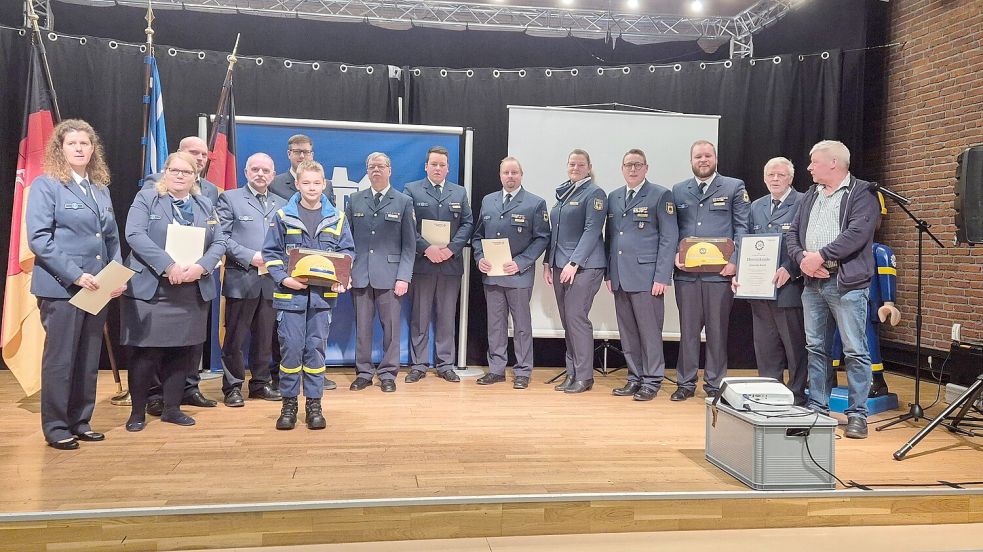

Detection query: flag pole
(111, 1), (158, 407)
(205, 33), (240, 159)
(137, 0), (156, 179)
(24, 0), (61, 121)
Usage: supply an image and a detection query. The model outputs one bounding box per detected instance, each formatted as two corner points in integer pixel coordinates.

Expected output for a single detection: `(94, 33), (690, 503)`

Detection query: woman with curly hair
(26, 119), (125, 450)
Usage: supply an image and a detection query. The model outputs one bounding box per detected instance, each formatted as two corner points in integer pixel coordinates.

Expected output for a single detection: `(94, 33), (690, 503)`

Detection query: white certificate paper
(421, 219), (451, 247)
(481, 238), (513, 276)
(735, 235), (782, 300)
(165, 223), (206, 266)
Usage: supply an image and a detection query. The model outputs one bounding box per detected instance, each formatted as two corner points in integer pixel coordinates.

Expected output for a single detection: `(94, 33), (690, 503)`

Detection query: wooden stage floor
(1, 367), (980, 512)
(1, 368), (981, 550)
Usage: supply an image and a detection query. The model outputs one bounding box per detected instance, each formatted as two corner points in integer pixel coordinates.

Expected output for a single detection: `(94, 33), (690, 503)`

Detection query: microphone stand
(875, 184), (945, 431)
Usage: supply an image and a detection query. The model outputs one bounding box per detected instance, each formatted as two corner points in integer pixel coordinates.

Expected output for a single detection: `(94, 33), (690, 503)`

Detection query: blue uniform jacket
(215, 186), (285, 300)
(748, 189), (804, 307)
(123, 188), (227, 301)
(605, 181), (678, 292)
(544, 178), (607, 270)
(345, 186), (417, 290)
(671, 174), (751, 283)
(472, 188), (551, 289)
(404, 178), (474, 276)
(262, 194), (355, 312)
(27, 175), (122, 299)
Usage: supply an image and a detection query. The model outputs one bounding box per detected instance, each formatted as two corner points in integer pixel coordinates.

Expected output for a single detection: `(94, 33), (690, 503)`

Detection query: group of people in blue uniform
(26, 118), (895, 448)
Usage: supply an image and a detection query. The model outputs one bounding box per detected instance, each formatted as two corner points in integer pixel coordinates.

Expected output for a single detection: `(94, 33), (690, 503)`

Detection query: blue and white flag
(142, 55), (168, 178)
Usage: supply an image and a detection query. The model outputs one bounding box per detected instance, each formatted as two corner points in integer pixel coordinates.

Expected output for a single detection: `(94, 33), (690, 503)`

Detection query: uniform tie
(626, 188), (635, 206)
(772, 198), (781, 214)
(374, 191), (382, 206)
(699, 181), (708, 196)
(504, 192), (512, 206)
(172, 197), (194, 226)
(256, 193), (268, 210)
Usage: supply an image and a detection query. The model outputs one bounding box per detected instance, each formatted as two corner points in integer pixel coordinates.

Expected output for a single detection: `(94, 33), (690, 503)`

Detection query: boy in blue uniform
(263, 161), (355, 430)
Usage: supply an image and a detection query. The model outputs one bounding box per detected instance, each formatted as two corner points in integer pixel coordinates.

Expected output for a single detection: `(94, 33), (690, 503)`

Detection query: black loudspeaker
(949, 342), (983, 388)
(954, 144), (983, 245)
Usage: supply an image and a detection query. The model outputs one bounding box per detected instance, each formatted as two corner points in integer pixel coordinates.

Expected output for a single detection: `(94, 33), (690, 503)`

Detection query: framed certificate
(734, 235), (782, 300)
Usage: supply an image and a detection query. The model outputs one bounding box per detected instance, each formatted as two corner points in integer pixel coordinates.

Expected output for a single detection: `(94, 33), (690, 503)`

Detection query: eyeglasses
(166, 167), (195, 177)
(289, 149), (313, 156)
(367, 163), (390, 170)
(622, 162), (646, 170)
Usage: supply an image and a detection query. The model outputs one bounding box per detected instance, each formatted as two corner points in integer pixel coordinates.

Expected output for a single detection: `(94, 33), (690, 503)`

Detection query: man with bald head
(142, 136), (220, 206)
(214, 153), (285, 406)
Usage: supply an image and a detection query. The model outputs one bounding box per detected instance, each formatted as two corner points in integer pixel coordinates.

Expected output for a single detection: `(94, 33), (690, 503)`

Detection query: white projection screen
(507, 105), (720, 340)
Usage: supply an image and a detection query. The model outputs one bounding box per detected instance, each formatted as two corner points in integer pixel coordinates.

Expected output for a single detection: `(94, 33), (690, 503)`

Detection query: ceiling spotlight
(689, 0), (704, 13)
(561, 0), (573, 5)
(626, 0), (639, 9)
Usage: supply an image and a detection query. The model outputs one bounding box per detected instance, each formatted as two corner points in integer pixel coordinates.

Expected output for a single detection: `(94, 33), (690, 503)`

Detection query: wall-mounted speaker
(954, 145), (983, 245)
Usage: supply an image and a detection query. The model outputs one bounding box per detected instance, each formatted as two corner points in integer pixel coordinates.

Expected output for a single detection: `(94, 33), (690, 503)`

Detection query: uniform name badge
(734, 235), (782, 300)
(676, 237), (735, 273)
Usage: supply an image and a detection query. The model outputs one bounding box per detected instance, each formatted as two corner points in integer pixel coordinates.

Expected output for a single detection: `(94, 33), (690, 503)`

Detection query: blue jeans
(801, 278), (872, 419)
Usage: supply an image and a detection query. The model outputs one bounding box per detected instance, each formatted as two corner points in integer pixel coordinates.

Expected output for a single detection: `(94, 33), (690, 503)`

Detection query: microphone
(870, 181), (910, 206)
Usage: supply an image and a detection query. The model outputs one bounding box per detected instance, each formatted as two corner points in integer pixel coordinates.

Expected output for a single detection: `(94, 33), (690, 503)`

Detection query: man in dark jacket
(787, 140), (881, 439)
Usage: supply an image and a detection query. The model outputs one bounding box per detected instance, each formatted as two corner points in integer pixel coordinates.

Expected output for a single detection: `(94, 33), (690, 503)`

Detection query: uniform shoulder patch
(741, 190), (750, 203)
(593, 198), (604, 211)
(666, 202), (675, 215)
(543, 211), (549, 222)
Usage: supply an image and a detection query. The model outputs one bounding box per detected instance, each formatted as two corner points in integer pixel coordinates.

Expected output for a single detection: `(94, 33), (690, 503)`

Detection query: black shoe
(323, 378), (338, 391)
(380, 379), (397, 393)
(224, 389), (245, 407)
(305, 398), (326, 430)
(633, 388), (657, 401)
(553, 375), (575, 392)
(437, 370), (461, 383)
(181, 391), (217, 408)
(248, 385), (282, 401)
(405, 369), (427, 383)
(612, 382), (641, 397)
(161, 409), (196, 426)
(706, 389), (720, 399)
(146, 399), (164, 417)
(74, 431), (105, 442)
(276, 397), (298, 430)
(350, 377), (373, 391)
(845, 416), (868, 439)
(869, 380), (890, 398)
(670, 388), (695, 402)
(513, 376), (530, 389)
(564, 380), (594, 394)
(48, 438), (79, 450)
(477, 373), (506, 385)
(125, 416), (146, 432)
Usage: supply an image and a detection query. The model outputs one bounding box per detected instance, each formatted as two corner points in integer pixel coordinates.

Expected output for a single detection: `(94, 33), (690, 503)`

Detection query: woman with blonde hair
(27, 119), (125, 450)
(120, 151), (227, 431)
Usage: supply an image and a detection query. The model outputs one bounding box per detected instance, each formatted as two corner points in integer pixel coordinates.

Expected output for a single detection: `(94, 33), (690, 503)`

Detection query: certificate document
(480, 238), (513, 276)
(734, 235), (782, 300)
(165, 223), (206, 266)
(421, 219), (451, 247)
(69, 261), (136, 315)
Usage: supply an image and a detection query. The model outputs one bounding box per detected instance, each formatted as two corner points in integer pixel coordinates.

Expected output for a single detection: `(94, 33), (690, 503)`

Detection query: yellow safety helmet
(292, 255), (337, 281)
(684, 242), (727, 268)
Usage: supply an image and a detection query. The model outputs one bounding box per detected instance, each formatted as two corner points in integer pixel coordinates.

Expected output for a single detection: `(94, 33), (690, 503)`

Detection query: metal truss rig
(60, 0), (802, 55)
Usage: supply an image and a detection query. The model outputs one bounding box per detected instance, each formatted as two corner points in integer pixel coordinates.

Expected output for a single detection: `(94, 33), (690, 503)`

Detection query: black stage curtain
(0, 26), (398, 369)
(406, 51), (866, 368)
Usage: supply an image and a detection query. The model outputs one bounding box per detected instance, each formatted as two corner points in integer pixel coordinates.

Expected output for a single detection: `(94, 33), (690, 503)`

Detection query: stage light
(689, 0), (704, 13)
(561, 0), (574, 5)
(626, 0), (640, 9)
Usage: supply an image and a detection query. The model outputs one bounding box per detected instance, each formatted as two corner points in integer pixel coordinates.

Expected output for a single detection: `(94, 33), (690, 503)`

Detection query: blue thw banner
(142, 55), (168, 178)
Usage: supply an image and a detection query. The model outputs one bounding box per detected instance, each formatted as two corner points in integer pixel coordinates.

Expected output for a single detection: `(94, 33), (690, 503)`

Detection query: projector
(717, 377), (795, 412)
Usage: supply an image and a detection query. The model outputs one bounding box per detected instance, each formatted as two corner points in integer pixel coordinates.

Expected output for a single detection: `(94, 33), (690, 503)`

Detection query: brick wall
(870, 0), (983, 351)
